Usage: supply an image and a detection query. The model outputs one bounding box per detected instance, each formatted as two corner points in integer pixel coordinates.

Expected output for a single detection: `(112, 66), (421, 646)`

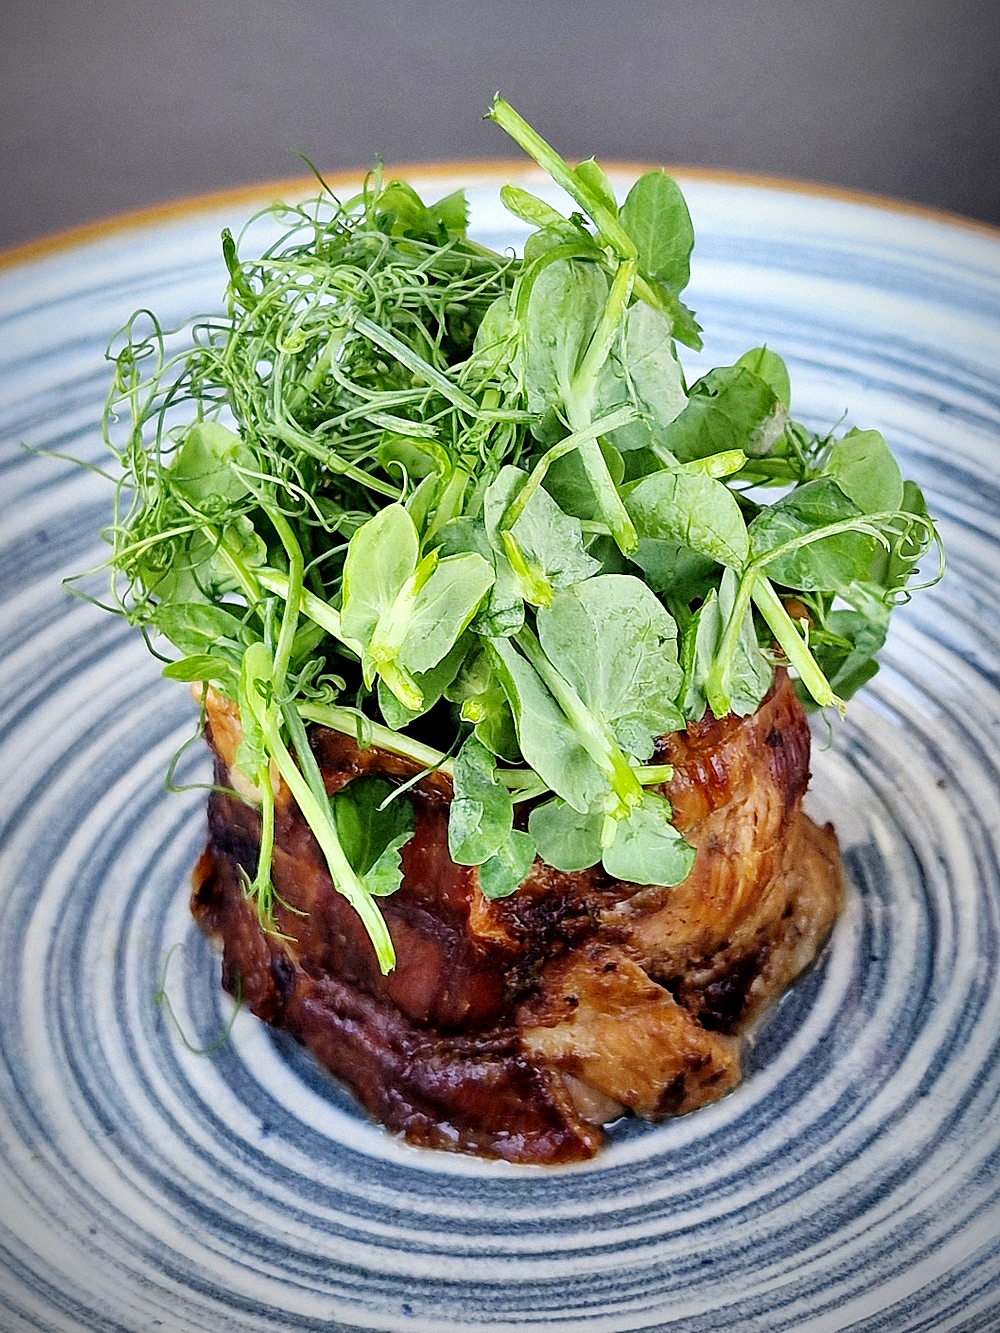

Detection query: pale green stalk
(516, 627), (643, 815)
(487, 95), (666, 313)
(352, 314), (479, 414)
(254, 699), (396, 972)
(751, 577), (844, 713)
(487, 97), (637, 261)
(239, 770), (277, 923)
(298, 701), (457, 777)
(265, 506), (304, 695)
(705, 570), (758, 718)
(257, 568), (345, 640)
(564, 259), (639, 554)
(501, 405), (638, 530)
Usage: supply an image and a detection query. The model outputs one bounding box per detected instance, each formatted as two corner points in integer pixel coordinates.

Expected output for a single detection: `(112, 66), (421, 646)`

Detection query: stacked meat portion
(192, 670), (843, 1163)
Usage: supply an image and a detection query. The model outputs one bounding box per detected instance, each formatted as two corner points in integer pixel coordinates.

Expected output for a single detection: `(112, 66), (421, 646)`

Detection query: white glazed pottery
(1, 166), (999, 1332)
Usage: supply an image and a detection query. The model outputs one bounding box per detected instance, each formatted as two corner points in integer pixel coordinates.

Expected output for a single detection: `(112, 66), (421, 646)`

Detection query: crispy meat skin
(192, 670), (843, 1163)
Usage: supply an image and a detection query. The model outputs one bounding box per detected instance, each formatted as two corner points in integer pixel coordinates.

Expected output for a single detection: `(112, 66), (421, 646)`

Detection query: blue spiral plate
(1, 167), (999, 1332)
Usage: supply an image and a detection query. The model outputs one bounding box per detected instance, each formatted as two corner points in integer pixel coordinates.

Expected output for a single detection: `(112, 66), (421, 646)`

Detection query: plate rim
(4, 158), (999, 273)
(4, 142), (1000, 1333)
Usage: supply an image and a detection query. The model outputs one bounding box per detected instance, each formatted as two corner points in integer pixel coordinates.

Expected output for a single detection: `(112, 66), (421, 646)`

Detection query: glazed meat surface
(192, 670), (843, 1163)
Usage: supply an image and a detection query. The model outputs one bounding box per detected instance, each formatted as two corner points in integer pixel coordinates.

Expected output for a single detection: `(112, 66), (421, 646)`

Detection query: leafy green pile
(98, 97), (941, 973)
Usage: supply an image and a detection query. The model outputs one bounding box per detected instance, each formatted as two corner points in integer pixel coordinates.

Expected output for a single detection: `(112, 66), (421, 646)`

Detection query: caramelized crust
(518, 943), (741, 1118)
(192, 670), (843, 1162)
(607, 674), (840, 1025)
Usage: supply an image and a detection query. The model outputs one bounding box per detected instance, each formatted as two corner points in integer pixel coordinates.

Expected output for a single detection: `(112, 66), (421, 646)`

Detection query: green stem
(352, 314), (479, 414)
(265, 507), (304, 696)
(501, 406), (638, 530)
(286, 328), (344, 415)
(424, 466), (471, 543)
(269, 417), (402, 499)
(242, 771), (277, 923)
(573, 257), (635, 396)
(752, 511), (905, 567)
(487, 96), (638, 263)
(705, 569), (758, 718)
(501, 530), (556, 607)
(115, 522), (215, 566)
(751, 576), (844, 713)
(487, 97), (694, 336)
(564, 411), (637, 556)
(505, 779), (551, 805)
(564, 263), (639, 555)
(515, 627), (642, 813)
(298, 701), (456, 778)
(257, 568), (345, 641)
(258, 704), (396, 972)
(296, 704), (672, 803)
(180, 525), (263, 615)
(368, 551), (437, 710)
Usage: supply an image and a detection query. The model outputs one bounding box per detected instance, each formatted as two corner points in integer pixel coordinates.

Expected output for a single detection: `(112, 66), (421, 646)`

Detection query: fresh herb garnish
(91, 97), (942, 972)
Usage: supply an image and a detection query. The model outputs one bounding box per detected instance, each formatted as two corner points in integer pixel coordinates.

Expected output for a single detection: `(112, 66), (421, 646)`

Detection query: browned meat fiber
(192, 669), (843, 1164)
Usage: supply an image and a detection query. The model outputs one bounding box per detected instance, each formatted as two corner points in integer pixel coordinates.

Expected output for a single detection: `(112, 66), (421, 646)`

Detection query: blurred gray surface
(2, 0), (999, 251)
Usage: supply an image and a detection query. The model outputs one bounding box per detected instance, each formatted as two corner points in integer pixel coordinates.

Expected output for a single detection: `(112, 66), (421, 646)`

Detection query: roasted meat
(192, 669), (843, 1163)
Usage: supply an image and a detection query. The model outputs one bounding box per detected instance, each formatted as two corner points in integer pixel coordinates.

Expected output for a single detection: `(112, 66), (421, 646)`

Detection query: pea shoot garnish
(93, 98), (942, 973)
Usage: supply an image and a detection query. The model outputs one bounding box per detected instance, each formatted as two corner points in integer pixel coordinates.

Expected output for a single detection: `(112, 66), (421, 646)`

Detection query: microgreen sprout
(88, 99), (942, 972)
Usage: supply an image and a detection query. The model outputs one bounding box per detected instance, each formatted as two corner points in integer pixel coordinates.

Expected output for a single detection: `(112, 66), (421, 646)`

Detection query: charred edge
(693, 948), (769, 1032)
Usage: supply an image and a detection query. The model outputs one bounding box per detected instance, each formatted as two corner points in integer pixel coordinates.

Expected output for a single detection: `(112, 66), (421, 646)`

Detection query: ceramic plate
(2, 165), (999, 1333)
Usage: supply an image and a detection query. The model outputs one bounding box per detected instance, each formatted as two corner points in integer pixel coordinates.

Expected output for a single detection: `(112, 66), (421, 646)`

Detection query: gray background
(2, 0), (999, 252)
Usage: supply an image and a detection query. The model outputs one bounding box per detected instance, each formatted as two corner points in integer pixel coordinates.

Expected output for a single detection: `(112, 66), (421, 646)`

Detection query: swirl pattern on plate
(1, 172), (999, 1332)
